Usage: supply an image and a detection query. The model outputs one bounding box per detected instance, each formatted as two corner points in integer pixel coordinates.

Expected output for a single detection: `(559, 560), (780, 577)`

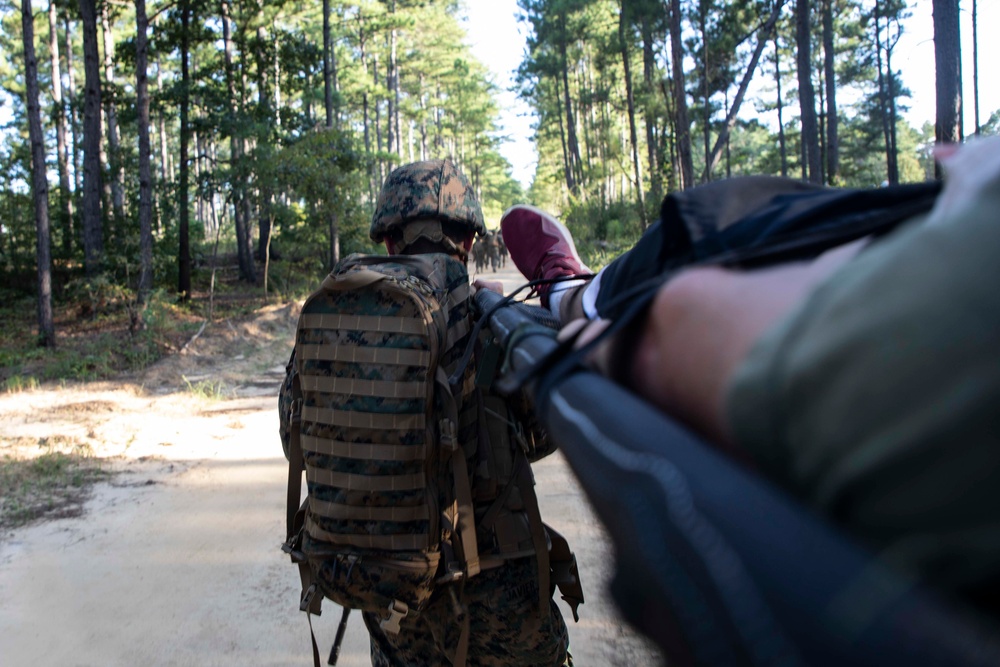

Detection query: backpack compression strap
(281, 373), (325, 667)
(436, 366), (480, 579)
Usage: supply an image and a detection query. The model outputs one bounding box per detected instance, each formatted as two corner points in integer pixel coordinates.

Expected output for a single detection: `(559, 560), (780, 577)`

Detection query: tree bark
(886, 15), (899, 184)
(774, 32), (788, 177)
(178, 0), (192, 299)
(972, 0), (979, 135)
(23, 0), (55, 346)
(48, 1), (74, 257)
(135, 0), (154, 301)
(156, 64), (170, 185)
(822, 0), (838, 184)
(669, 0), (693, 190)
(100, 1), (126, 226)
(323, 0), (333, 128)
(933, 0), (962, 165)
(796, 0), (822, 183)
(640, 11), (660, 202)
(65, 16), (81, 195)
(78, 0), (104, 275)
(558, 11), (582, 194)
(619, 2), (647, 229)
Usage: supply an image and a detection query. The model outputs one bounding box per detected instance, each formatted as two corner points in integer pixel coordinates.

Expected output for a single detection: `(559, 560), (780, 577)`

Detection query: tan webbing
(513, 447), (551, 619)
(299, 312), (430, 335)
(307, 466), (426, 492)
(319, 268), (386, 292)
(309, 497), (429, 522)
(306, 516), (430, 550)
(297, 343), (430, 367)
(300, 374), (425, 399)
(301, 434), (427, 462)
(436, 367), (480, 579)
(302, 406), (424, 431)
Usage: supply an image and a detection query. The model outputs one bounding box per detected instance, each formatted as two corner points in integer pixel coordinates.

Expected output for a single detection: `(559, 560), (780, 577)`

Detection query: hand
(472, 278), (504, 295)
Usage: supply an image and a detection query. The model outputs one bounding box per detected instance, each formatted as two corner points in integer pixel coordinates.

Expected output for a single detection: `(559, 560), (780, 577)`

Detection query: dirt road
(0, 264), (660, 666)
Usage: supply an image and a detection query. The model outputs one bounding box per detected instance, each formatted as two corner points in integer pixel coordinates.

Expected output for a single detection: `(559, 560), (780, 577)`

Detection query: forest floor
(0, 262), (661, 666)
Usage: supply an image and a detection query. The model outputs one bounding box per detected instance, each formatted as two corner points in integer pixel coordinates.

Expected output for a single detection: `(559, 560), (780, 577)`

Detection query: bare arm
(625, 240), (866, 450)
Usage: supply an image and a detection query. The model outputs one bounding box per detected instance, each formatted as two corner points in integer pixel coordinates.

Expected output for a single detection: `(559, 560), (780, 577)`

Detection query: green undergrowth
(0, 443), (112, 530)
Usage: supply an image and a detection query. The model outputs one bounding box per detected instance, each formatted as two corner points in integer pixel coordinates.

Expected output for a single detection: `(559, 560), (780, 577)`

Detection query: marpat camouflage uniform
(280, 159), (572, 666)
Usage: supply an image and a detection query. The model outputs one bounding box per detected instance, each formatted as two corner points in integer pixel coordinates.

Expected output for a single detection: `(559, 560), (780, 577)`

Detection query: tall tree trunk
(23, 0), (55, 346)
(222, 0), (253, 283)
(704, 0), (785, 180)
(235, 5), (256, 282)
(48, 1), (73, 257)
(874, 1), (890, 181)
(886, 16), (899, 184)
(178, 0), (192, 299)
(554, 76), (574, 194)
(558, 12), (582, 194)
(640, 12), (660, 202)
(619, 2), (647, 229)
(774, 33), (788, 177)
(78, 0), (104, 275)
(669, 0), (693, 190)
(796, 0), (822, 183)
(156, 64), (170, 185)
(100, 1), (125, 226)
(933, 0), (962, 176)
(698, 0), (710, 178)
(822, 0), (838, 184)
(323, 0), (333, 128)
(972, 0), (979, 135)
(135, 0), (153, 301)
(65, 16), (81, 195)
(387, 4), (397, 166)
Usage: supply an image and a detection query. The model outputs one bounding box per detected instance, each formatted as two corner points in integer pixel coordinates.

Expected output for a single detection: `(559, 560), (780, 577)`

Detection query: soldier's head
(370, 159), (485, 262)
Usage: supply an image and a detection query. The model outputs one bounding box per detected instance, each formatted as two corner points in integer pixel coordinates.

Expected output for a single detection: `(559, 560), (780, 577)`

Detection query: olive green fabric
(727, 189), (1000, 615)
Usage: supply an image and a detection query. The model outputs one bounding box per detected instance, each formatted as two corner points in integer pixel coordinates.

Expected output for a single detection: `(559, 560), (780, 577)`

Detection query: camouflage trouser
(364, 557), (571, 667)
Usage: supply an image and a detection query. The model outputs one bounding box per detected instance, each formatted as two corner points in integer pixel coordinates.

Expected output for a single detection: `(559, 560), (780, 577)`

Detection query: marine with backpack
(279, 160), (582, 667)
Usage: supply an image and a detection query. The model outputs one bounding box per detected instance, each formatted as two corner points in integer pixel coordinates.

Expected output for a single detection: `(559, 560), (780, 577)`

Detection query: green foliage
(0, 445), (111, 530)
(183, 375), (231, 401)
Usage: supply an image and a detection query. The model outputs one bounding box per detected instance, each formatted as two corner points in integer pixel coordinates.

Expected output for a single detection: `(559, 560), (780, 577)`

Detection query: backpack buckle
(379, 599), (409, 635)
(299, 583), (319, 613)
(440, 418), (458, 451)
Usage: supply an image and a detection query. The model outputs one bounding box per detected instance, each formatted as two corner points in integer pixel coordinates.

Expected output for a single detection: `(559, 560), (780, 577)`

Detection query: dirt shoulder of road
(0, 274), (661, 666)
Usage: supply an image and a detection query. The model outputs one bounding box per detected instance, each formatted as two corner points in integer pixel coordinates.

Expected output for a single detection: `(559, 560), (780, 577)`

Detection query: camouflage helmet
(370, 160), (486, 243)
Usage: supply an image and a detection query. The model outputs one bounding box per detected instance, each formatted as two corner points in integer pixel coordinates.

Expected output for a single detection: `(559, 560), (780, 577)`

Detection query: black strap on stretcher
(475, 287), (1000, 667)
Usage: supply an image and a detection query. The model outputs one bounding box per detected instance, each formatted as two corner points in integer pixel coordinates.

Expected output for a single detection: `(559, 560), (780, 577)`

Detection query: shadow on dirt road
(0, 263), (660, 666)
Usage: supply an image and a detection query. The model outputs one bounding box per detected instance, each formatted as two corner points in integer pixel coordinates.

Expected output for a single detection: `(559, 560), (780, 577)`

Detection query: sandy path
(0, 264), (660, 666)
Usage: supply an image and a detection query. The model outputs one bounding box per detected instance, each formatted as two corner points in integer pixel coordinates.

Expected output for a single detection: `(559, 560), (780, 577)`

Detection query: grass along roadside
(0, 440), (113, 531)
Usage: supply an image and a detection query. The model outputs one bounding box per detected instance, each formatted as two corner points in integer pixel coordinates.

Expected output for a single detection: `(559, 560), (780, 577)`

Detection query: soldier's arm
(622, 239), (865, 451)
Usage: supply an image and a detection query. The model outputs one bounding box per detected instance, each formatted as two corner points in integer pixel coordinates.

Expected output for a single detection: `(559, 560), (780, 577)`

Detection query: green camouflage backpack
(282, 251), (479, 614)
(281, 252), (583, 666)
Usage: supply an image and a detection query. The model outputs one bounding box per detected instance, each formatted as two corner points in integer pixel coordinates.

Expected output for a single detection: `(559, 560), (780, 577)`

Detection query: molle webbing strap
(320, 267), (386, 292)
(300, 434), (427, 462)
(306, 517), (429, 550)
(307, 466), (426, 492)
(445, 316), (472, 351)
(437, 366), (480, 579)
(300, 375), (425, 399)
(297, 344), (430, 368)
(299, 312), (431, 335)
(302, 406), (424, 431)
(309, 497), (430, 522)
(513, 448), (550, 619)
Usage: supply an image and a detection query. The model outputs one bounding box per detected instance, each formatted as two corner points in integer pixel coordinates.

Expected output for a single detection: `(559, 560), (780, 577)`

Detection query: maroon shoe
(500, 205), (589, 307)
